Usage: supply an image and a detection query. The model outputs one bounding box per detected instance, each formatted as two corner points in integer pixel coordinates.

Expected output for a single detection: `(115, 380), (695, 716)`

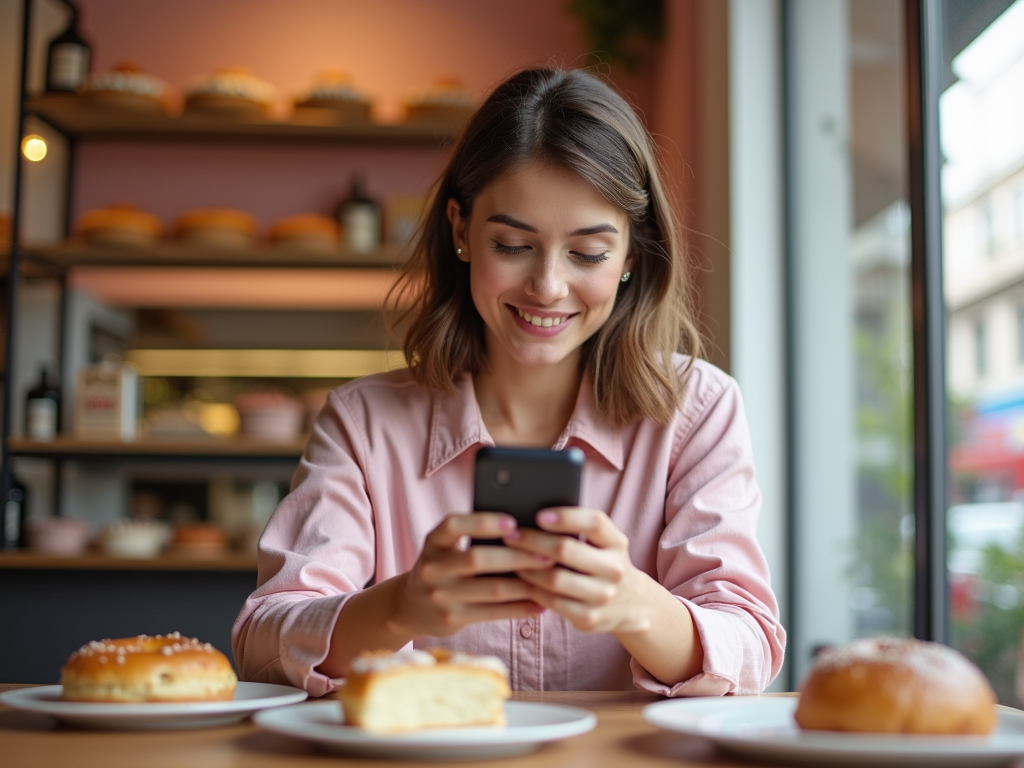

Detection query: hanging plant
(566, 0), (664, 73)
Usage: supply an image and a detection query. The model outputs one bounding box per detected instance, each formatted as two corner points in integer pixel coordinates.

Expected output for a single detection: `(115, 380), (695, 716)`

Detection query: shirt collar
(426, 370), (624, 476)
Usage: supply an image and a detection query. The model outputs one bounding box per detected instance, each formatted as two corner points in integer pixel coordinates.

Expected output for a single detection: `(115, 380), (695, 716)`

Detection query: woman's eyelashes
(492, 241), (528, 255)
(571, 250), (610, 264)
(491, 241), (610, 263)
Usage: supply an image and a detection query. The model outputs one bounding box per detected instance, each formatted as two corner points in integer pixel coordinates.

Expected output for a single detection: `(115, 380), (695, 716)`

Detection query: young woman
(232, 68), (785, 696)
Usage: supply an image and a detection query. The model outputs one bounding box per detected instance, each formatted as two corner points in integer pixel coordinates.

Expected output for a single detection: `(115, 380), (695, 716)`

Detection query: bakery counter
(0, 555), (257, 683)
(0, 688), (757, 768)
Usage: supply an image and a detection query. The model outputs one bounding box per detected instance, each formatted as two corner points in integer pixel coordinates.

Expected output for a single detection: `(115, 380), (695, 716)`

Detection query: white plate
(254, 700), (597, 760)
(643, 697), (1024, 768)
(0, 682), (308, 730)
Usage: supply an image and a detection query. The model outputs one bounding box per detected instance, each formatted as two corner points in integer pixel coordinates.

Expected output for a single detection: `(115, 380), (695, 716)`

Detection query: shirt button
(519, 621), (534, 638)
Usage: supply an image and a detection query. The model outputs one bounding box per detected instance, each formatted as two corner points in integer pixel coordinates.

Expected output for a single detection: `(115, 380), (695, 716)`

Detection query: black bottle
(44, 6), (92, 93)
(25, 365), (60, 441)
(2, 479), (28, 550)
(337, 176), (382, 255)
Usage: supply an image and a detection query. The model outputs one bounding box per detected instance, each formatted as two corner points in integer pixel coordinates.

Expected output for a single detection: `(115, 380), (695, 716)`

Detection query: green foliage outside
(852, 311), (912, 638)
(951, 540), (1024, 704)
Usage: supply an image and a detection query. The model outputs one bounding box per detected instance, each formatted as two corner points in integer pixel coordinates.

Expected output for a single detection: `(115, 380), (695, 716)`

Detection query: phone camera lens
(495, 468), (511, 487)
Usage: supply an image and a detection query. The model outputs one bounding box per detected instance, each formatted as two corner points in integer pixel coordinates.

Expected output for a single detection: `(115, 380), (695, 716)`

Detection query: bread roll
(293, 70), (371, 123)
(175, 207), (257, 249)
(404, 76), (476, 124)
(268, 213), (339, 251)
(794, 637), (997, 734)
(171, 522), (229, 557)
(85, 62), (169, 113)
(61, 633), (237, 702)
(184, 67), (276, 116)
(78, 204), (162, 246)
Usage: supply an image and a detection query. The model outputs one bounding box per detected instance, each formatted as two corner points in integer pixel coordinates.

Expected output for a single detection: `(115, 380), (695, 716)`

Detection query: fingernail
(538, 511), (558, 526)
(504, 529), (522, 542)
(534, 553), (552, 563)
(498, 517), (516, 532)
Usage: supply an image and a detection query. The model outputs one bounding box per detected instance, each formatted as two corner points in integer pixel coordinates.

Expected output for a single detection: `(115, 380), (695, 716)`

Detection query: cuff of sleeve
(280, 591), (356, 697)
(631, 597), (748, 697)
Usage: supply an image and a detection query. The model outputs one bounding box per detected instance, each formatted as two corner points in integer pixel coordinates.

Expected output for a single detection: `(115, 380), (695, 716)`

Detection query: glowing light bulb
(21, 135), (48, 162)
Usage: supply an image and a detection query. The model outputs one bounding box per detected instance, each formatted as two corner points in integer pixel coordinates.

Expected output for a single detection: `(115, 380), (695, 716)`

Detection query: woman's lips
(507, 305), (575, 334)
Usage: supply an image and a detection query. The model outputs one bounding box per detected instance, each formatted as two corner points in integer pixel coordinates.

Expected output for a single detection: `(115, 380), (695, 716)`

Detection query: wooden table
(0, 685), (770, 767)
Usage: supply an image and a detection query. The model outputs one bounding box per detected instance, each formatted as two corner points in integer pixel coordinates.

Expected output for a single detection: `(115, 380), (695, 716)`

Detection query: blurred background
(2, 0), (1024, 702)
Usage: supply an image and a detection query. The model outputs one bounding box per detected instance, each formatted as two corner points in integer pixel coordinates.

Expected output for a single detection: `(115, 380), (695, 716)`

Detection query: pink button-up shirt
(232, 356), (785, 697)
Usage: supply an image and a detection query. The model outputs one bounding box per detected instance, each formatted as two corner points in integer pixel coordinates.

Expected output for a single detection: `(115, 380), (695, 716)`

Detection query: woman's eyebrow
(485, 213), (619, 237)
(486, 213), (537, 232)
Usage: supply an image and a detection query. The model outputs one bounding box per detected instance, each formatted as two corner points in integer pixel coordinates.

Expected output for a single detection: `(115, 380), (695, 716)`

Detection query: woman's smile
(509, 305), (577, 333)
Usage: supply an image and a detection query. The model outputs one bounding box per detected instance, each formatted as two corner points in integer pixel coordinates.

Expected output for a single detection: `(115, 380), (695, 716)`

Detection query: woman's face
(449, 160), (633, 371)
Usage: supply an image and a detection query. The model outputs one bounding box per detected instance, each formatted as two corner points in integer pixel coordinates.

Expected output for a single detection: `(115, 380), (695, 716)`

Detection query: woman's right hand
(390, 513), (552, 637)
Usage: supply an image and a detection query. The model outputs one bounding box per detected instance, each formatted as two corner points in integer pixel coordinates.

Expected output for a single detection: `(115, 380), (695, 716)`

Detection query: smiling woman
(392, 68), (700, 428)
(448, 161), (631, 407)
(232, 68), (785, 700)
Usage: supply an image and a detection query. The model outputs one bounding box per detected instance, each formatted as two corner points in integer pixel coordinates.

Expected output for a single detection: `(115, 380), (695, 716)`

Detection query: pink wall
(71, 0), (658, 232)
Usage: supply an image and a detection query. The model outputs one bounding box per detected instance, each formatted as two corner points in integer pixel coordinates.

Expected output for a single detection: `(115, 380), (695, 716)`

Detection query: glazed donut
(61, 633), (237, 702)
(794, 636), (996, 734)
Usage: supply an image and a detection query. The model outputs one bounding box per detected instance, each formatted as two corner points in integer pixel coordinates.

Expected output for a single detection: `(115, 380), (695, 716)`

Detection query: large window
(942, 0), (1024, 705)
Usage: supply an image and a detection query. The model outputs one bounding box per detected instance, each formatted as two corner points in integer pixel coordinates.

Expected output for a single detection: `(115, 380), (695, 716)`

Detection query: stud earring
(620, 271), (631, 283)
(456, 248), (463, 255)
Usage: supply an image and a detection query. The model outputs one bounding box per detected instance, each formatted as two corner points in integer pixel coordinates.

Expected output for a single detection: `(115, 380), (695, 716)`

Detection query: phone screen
(472, 446), (584, 541)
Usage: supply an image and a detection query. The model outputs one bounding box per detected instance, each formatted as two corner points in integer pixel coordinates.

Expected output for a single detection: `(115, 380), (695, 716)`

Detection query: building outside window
(1014, 187), (1024, 244)
(982, 198), (998, 255)
(974, 317), (987, 379)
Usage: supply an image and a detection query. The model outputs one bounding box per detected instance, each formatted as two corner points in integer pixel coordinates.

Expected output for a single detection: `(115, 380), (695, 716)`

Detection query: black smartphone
(472, 446), (584, 544)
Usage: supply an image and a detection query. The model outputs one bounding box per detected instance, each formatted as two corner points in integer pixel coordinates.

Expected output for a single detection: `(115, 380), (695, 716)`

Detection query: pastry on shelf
(101, 519), (170, 559)
(184, 66), (276, 116)
(292, 70), (372, 124)
(26, 517), (92, 556)
(169, 522), (229, 558)
(83, 61), (170, 113)
(234, 390), (303, 442)
(77, 203), (162, 247)
(403, 76), (477, 125)
(174, 207), (258, 249)
(268, 213), (339, 252)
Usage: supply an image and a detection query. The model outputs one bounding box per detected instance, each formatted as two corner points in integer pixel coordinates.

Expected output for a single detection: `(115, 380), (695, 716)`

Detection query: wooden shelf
(26, 94), (463, 144)
(24, 241), (409, 270)
(0, 550), (257, 571)
(68, 265), (401, 309)
(7, 435), (305, 462)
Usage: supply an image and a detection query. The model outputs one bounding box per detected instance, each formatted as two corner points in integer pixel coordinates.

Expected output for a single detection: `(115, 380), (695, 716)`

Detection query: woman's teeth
(517, 309), (566, 327)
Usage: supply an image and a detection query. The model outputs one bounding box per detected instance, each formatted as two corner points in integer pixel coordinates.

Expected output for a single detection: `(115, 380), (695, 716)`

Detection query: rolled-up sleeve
(632, 374), (785, 696)
(231, 391), (375, 696)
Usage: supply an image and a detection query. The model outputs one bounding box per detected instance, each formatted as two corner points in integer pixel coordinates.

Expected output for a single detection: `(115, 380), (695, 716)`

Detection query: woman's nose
(525, 254), (569, 304)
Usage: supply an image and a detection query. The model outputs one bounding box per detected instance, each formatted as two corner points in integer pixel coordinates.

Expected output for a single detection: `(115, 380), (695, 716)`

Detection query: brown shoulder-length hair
(387, 67), (703, 426)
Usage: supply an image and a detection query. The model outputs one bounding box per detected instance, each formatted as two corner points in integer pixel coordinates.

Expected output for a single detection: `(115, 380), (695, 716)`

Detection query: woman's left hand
(504, 508), (657, 635)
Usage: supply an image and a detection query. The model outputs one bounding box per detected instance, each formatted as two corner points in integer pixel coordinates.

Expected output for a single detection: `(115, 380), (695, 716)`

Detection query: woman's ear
(447, 198), (470, 262)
